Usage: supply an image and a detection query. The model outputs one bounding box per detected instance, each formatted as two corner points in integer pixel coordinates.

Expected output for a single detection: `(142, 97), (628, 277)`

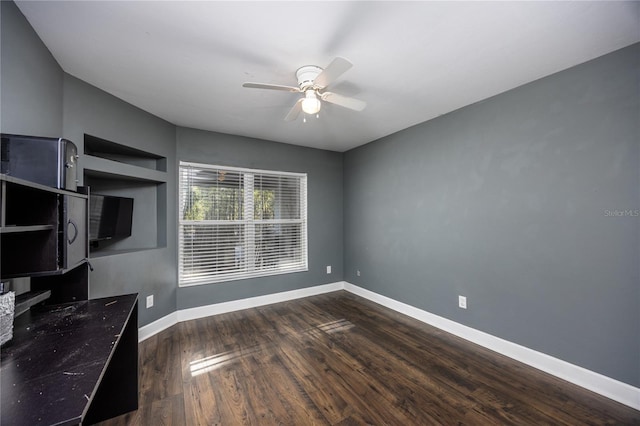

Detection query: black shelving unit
(0, 174), (89, 307)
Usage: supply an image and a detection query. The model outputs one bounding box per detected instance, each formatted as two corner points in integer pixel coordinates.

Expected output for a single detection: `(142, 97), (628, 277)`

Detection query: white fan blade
(284, 99), (303, 121)
(243, 82), (300, 92)
(313, 57), (353, 88)
(321, 92), (366, 111)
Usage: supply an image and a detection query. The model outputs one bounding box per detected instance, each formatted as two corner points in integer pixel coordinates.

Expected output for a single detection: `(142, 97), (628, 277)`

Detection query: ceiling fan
(242, 57), (366, 121)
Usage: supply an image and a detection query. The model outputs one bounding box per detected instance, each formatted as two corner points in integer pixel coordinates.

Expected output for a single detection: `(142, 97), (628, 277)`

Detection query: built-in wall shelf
(83, 155), (167, 183)
(85, 134), (166, 172)
(89, 247), (160, 258)
(82, 134), (168, 257)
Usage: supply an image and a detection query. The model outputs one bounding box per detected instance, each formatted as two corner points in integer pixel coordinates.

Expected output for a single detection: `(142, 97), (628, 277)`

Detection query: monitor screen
(89, 194), (134, 241)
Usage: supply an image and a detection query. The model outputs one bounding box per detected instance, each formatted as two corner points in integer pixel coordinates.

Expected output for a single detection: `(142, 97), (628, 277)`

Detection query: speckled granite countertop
(1, 294), (137, 426)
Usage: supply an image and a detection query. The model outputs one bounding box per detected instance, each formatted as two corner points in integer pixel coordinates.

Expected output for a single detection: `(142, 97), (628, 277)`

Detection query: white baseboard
(343, 282), (640, 411)
(177, 282), (345, 322)
(138, 311), (178, 342)
(138, 281), (345, 342)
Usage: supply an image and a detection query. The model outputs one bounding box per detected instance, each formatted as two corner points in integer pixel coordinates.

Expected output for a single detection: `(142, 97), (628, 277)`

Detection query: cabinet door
(63, 194), (88, 270)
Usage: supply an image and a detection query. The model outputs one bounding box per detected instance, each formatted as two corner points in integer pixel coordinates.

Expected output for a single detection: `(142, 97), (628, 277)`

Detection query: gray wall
(0, 0), (62, 136)
(176, 127), (343, 309)
(344, 44), (640, 387)
(63, 75), (178, 326)
(0, 1), (63, 295)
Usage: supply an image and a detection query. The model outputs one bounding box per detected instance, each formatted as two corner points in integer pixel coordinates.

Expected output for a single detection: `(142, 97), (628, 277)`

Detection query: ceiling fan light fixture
(301, 90), (321, 115)
(243, 57), (365, 121)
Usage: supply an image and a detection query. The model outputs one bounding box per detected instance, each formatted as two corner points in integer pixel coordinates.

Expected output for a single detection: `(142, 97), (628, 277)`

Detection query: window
(179, 162), (307, 286)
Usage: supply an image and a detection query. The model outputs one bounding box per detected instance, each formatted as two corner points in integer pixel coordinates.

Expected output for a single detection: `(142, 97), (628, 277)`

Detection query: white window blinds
(179, 162), (308, 286)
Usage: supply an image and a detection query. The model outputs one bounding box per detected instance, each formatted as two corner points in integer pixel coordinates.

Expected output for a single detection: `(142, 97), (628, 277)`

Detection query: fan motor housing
(296, 65), (322, 89)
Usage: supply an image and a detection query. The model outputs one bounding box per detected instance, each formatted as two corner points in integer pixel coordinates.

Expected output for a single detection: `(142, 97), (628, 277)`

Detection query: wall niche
(82, 134), (167, 257)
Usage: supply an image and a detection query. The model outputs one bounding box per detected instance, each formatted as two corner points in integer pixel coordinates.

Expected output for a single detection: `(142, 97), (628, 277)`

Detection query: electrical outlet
(458, 295), (467, 309)
(357, 270), (361, 277)
(326, 265), (332, 274)
(146, 295), (154, 308)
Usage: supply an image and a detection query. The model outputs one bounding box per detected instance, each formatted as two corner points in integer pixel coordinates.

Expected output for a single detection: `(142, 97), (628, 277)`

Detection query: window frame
(178, 161), (308, 286)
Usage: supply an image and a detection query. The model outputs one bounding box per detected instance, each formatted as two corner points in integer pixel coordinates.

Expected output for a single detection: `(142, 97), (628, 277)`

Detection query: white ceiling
(16, 1), (640, 152)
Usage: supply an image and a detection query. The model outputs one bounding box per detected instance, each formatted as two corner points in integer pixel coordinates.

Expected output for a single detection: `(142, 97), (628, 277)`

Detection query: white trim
(138, 311), (178, 342)
(343, 282), (640, 410)
(138, 282), (345, 342)
(178, 282), (343, 322)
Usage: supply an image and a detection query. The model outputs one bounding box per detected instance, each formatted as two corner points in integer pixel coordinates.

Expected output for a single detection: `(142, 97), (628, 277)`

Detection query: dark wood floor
(97, 291), (640, 425)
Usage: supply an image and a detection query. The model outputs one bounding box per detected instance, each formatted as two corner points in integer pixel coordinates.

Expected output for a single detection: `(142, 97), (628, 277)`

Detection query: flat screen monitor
(89, 193), (134, 242)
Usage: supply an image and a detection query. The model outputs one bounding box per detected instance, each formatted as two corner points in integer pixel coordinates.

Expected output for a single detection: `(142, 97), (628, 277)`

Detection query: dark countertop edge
(79, 294), (138, 423)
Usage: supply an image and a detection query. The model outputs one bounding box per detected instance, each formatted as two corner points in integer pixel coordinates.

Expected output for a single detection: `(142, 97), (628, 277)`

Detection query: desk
(1, 294), (138, 425)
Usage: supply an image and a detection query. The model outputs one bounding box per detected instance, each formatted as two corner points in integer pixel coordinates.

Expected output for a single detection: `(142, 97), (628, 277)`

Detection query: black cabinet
(1, 174), (88, 279)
